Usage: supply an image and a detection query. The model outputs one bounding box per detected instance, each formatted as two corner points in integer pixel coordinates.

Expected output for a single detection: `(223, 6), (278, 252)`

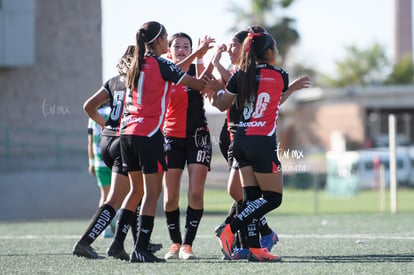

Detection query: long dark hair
(236, 32), (276, 107)
(127, 21), (166, 91)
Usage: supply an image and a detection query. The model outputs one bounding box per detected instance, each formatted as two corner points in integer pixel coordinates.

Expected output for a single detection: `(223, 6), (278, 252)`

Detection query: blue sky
(101, 0), (398, 80)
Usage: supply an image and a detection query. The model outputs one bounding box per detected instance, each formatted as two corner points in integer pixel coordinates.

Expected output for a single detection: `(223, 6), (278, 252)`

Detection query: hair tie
(246, 32), (261, 54)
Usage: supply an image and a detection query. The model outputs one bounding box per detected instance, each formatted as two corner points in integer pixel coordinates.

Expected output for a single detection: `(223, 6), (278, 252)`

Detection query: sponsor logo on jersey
(238, 121), (266, 128)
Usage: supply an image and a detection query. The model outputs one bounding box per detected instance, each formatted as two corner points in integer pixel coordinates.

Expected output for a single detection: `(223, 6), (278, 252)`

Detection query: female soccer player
(73, 46), (136, 260)
(86, 102), (114, 238)
(162, 32), (214, 260)
(212, 29), (278, 260)
(210, 31), (294, 262)
(120, 21), (209, 263)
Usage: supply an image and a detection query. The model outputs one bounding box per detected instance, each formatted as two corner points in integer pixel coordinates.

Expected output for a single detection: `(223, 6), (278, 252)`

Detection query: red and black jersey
(164, 64), (207, 138)
(226, 63), (289, 136)
(102, 75), (127, 137)
(223, 67), (239, 141)
(226, 103), (240, 141)
(120, 53), (186, 137)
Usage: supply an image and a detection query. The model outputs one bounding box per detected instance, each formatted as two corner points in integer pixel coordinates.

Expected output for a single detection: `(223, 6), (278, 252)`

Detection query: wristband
(196, 58), (203, 64)
(89, 159), (94, 166)
(217, 89), (225, 96)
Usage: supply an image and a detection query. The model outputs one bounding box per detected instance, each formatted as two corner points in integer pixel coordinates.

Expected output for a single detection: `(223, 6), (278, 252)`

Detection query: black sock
(134, 215), (154, 251)
(245, 218), (261, 248)
(131, 202), (141, 243)
(230, 189), (282, 234)
(114, 208), (134, 246)
(79, 204), (116, 245)
(165, 208), (182, 244)
(224, 201), (238, 224)
(259, 216), (272, 236)
(183, 206), (203, 246)
(235, 200), (248, 249)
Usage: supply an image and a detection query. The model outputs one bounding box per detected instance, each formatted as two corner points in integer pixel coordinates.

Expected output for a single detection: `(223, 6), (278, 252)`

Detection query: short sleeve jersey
(225, 68), (240, 141)
(121, 53), (186, 137)
(102, 75), (127, 137)
(226, 63), (289, 136)
(164, 64), (207, 138)
(88, 105), (111, 167)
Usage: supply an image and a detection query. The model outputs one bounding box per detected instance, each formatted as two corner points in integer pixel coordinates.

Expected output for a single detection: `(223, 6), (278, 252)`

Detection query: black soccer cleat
(72, 242), (103, 259)
(130, 249), (166, 263)
(147, 242), (163, 254)
(107, 239), (129, 261)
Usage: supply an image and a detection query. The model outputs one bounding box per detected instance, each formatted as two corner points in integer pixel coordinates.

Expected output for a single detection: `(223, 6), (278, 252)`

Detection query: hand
(212, 44), (227, 66)
(206, 77), (225, 93)
(196, 35), (216, 58)
(290, 76), (311, 91)
(88, 165), (96, 176)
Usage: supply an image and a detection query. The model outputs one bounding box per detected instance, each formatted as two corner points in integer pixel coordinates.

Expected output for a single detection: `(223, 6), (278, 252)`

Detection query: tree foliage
(386, 54), (414, 84)
(323, 43), (389, 87)
(227, 0), (299, 66)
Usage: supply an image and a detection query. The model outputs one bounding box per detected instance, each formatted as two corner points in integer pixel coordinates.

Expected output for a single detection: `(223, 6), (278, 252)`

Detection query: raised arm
(212, 44), (232, 83)
(175, 35), (215, 73)
(280, 76), (311, 105)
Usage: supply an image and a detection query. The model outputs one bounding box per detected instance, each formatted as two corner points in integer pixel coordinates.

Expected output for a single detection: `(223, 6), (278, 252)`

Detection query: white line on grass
(1, 234), (413, 240)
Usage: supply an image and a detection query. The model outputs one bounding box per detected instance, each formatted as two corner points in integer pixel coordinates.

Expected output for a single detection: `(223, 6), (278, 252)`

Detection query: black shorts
(165, 127), (212, 169)
(233, 135), (282, 173)
(101, 135), (127, 176)
(227, 141), (239, 170)
(120, 131), (167, 174)
(219, 119), (230, 162)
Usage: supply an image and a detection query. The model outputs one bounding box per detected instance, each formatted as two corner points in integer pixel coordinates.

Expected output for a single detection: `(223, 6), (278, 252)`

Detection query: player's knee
(262, 191), (282, 210)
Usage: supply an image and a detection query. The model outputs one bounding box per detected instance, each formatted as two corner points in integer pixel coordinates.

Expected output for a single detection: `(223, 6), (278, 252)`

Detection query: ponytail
(126, 21), (165, 91)
(237, 33), (259, 107)
(236, 32), (276, 108)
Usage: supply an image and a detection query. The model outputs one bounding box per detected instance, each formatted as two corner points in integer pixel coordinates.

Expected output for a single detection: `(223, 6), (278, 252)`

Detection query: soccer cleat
(231, 248), (249, 260)
(214, 222), (226, 237)
(148, 242), (163, 254)
(248, 247), (281, 262)
(107, 239), (129, 261)
(72, 241), (103, 259)
(164, 243), (180, 260)
(260, 230), (279, 252)
(216, 224), (235, 260)
(179, 245), (195, 260)
(131, 249), (166, 263)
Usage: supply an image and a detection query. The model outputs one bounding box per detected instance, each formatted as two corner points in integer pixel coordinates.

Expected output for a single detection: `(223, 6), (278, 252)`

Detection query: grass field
(1, 189), (413, 274)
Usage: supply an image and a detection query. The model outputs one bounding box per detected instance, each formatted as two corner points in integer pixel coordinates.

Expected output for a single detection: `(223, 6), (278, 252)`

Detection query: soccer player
(73, 46), (157, 260)
(210, 31), (298, 262)
(163, 32), (215, 260)
(212, 28), (279, 260)
(120, 21), (210, 263)
(86, 102), (114, 238)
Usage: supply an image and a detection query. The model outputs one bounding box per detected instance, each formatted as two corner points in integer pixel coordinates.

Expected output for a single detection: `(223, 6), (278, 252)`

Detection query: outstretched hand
(196, 35), (216, 58)
(290, 76), (311, 91)
(212, 44), (227, 66)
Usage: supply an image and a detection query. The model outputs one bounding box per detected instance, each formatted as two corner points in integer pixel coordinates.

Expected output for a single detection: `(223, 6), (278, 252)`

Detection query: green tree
(323, 43), (389, 87)
(386, 54), (414, 84)
(228, 0), (299, 66)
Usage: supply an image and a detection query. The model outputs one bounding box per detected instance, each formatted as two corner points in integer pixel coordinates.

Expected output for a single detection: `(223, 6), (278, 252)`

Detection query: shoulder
(267, 65), (288, 78)
(152, 55), (184, 74)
